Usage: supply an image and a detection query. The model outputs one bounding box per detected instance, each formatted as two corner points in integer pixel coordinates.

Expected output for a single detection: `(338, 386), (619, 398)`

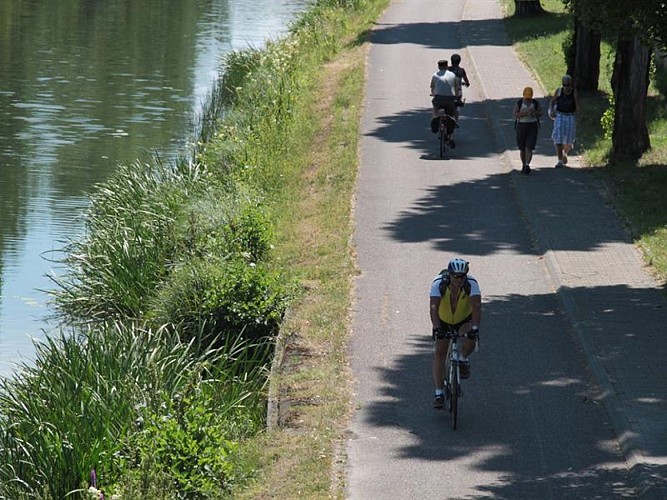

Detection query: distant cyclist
(429, 59), (460, 144)
(449, 53), (470, 119)
(429, 258), (482, 409)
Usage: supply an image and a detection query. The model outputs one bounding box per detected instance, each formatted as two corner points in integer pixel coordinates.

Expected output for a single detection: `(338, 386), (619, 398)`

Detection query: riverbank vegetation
(502, 0), (667, 281)
(3, 0), (664, 498)
(0, 0), (388, 498)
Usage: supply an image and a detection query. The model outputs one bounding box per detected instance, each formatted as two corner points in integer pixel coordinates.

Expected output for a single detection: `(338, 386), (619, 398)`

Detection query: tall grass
(0, 323), (266, 498)
(48, 159), (198, 324)
(47, 153), (290, 349)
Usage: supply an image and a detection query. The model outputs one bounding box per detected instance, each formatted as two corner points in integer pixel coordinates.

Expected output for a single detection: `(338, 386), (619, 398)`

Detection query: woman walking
(549, 75), (579, 168)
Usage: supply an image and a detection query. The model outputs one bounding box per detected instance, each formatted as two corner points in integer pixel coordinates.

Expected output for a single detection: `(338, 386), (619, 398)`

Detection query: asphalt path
(346, 0), (637, 498)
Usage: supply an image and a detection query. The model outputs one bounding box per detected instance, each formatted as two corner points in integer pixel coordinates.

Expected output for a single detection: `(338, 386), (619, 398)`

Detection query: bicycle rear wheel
(439, 119), (447, 158)
(439, 131), (446, 158)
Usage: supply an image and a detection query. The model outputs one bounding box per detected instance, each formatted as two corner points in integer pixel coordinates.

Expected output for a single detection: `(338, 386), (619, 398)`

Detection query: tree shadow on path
(359, 289), (650, 498)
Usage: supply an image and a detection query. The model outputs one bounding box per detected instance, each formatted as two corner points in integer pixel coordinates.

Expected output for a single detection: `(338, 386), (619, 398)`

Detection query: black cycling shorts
(442, 314), (473, 332)
(516, 121), (538, 150)
(432, 95), (457, 115)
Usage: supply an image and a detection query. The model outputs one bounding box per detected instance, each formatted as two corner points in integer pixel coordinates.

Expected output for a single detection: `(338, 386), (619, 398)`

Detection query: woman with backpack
(513, 86), (542, 174)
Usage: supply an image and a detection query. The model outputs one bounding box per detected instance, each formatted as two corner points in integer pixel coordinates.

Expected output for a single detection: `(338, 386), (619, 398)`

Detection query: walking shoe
(521, 164), (530, 175)
(555, 161), (564, 168)
(432, 394), (444, 409)
(459, 361), (471, 379)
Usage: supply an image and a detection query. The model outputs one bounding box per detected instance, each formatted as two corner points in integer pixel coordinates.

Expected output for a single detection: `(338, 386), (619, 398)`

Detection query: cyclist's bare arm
(430, 296), (443, 329)
(461, 69), (471, 87)
(470, 294), (481, 326)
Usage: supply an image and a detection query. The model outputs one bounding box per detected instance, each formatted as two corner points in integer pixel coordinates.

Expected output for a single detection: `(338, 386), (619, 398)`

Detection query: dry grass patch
(235, 44), (367, 500)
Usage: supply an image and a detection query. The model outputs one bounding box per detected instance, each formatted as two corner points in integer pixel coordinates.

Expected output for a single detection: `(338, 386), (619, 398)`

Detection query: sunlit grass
(226, 1), (390, 497)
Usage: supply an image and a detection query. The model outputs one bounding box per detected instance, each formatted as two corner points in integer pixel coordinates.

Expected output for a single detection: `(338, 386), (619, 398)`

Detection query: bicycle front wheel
(443, 344), (453, 403)
(450, 364), (459, 430)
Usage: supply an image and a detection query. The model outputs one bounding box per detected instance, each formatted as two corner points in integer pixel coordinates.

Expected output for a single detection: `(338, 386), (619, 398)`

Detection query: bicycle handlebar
(445, 331), (478, 341)
(433, 327), (479, 341)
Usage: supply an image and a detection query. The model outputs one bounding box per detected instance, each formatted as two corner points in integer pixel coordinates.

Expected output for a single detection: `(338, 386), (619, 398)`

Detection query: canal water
(0, 0), (308, 377)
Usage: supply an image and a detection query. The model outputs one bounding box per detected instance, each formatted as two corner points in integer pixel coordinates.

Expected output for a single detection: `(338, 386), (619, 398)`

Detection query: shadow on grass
(502, 10), (570, 43)
(602, 162), (667, 238)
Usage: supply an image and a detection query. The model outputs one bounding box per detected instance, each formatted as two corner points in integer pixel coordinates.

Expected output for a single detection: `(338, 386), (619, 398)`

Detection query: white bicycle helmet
(448, 257), (469, 274)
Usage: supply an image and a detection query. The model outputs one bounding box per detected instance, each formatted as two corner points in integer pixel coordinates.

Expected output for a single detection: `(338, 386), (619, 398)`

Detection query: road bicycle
(435, 109), (458, 158)
(441, 326), (477, 430)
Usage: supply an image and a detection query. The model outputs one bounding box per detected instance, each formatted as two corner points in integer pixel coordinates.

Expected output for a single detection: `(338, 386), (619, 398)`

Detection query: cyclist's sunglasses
(452, 273), (466, 279)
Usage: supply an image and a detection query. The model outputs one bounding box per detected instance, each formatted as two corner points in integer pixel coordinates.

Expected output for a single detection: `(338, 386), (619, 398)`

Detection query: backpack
(514, 98), (541, 129)
(436, 268), (472, 296)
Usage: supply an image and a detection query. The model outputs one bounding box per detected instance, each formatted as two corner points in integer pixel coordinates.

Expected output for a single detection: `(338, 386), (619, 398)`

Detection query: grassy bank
(0, 0), (389, 498)
(501, 0), (667, 281)
(225, 3), (391, 498)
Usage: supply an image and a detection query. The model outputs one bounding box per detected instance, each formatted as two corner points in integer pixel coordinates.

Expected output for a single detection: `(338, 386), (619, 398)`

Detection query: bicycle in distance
(429, 55), (468, 159)
(432, 108), (458, 159)
(437, 325), (478, 430)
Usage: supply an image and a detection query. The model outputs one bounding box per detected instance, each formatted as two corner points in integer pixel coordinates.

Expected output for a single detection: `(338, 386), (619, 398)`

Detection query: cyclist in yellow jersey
(429, 258), (482, 409)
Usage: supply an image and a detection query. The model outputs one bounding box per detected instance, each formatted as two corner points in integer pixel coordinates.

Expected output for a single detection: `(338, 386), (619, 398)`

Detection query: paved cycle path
(347, 0), (666, 498)
(462, 1), (667, 497)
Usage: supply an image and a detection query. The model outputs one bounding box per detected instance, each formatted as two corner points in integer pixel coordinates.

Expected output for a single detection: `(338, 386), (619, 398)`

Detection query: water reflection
(0, 0), (308, 376)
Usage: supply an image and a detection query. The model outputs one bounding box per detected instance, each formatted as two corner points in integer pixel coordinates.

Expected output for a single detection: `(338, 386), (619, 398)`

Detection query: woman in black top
(549, 75), (579, 168)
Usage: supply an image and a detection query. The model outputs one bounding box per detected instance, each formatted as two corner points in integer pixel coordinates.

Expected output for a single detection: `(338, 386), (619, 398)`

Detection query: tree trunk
(514, 0), (545, 16)
(574, 21), (601, 92)
(611, 36), (651, 160)
(565, 21), (576, 77)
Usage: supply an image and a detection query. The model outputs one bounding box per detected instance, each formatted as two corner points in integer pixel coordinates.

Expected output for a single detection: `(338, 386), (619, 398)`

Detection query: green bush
(601, 94), (615, 139)
(113, 369), (256, 498)
(151, 257), (290, 347)
(562, 27), (575, 73)
(0, 325), (187, 496)
(176, 189), (273, 264)
(0, 322), (267, 499)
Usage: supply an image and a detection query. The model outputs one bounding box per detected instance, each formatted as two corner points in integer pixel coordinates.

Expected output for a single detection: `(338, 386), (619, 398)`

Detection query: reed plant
(0, 322), (267, 498)
(48, 152), (291, 344)
(48, 159), (207, 324)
